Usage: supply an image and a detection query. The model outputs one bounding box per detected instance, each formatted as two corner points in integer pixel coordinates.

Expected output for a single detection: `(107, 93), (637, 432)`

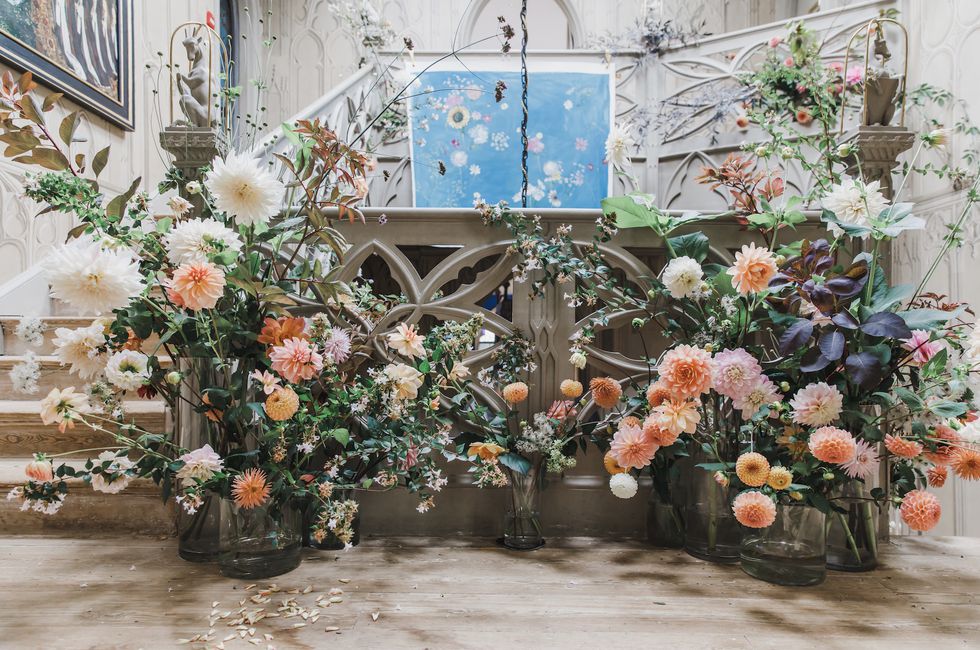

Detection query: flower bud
(165, 370), (183, 386)
(779, 381), (790, 392)
(781, 146), (795, 158)
(631, 318), (644, 329)
(789, 490), (803, 501)
(714, 471), (729, 487)
(569, 352), (587, 370)
(835, 143), (855, 157)
(185, 181), (202, 195)
(25, 456), (53, 482)
(823, 472), (835, 481)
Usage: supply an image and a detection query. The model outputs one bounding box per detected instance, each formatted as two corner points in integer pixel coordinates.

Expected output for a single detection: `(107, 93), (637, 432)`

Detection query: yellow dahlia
(502, 382), (529, 404)
(767, 466), (793, 490)
(735, 452), (770, 487)
(560, 379), (584, 398)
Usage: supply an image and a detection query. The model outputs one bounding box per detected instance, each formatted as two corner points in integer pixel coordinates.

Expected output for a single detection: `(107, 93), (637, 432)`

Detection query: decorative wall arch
(459, 0), (584, 49)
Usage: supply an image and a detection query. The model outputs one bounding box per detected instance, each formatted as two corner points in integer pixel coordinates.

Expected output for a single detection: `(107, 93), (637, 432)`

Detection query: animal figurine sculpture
(174, 33), (218, 127)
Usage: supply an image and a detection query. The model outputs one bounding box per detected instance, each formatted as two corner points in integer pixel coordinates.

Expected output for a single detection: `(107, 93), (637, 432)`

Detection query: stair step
(0, 458), (174, 534)
(0, 400), (168, 456)
(0, 316), (97, 355)
(0, 355), (172, 396)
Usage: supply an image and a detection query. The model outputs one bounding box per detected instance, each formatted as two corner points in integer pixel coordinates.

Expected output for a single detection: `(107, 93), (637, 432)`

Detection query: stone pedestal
(838, 125), (915, 200)
(159, 127), (229, 216)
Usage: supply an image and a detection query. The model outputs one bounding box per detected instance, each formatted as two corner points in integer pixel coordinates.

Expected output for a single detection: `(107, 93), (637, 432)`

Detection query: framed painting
(407, 62), (613, 209)
(0, 0), (134, 130)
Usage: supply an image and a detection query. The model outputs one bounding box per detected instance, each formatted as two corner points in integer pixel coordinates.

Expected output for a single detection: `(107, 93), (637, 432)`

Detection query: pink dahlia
(808, 426), (857, 464)
(903, 330), (944, 366)
(900, 489), (942, 532)
(732, 491), (776, 528)
(732, 376), (781, 420)
(789, 382), (843, 427)
(269, 336), (324, 383)
(711, 348), (762, 399)
(658, 345), (713, 399)
(840, 439), (879, 480)
(609, 422), (659, 470)
(653, 399), (701, 435)
(321, 328), (353, 364)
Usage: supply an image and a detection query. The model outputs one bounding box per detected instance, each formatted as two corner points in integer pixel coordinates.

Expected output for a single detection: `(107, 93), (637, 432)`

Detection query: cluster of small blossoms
(546, 441), (577, 474)
(594, 212), (619, 239)
(483, 334), (537, 388)
(86, 380), (124, 420)
(473, 196), (506, 225)
(373, 471), (398, 489)
(8, 350), (40, 394)
(416, 495), (435, 513)
(515, 413), (557, 455)
(429, 315), (484, 356)
(313, 499), (359, 547)
(473, 459), (509, 487)
(14, 317), (45, 347)
(175, 491), (204, 515)
(7, 482), (66, 515)
(425, 468), (448, 492)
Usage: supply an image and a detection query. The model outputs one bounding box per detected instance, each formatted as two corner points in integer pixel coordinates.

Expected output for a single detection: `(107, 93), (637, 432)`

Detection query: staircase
(0, 316), (174, 535)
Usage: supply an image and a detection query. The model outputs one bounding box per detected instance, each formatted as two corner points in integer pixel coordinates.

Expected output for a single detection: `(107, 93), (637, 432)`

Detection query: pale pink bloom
(609, 422), (659, 470)
(903, 329), (943, 366)
(827, 61), (844, 73)
(322, 328), (353, 364)
(169, 262), (225, 311)
(546, 399), (576, 419)
(841, 439), (879, 480)
(176, 444), (224, 484)
(784, 56), (795, 67)
(726, 242), (777, 295)
(653, 399), (701, 435)
(768, 36), (782, 48)
(732, 376), (781, 420)
(527, 135), (544, 154)
(845, 64), (864, 86)
(711, 348), (762, 399)
(387, 323), (425, 358)
(790, 382), (843, 427)
(25, 457), (53, 482)
(250, 370), (282, 395)
(269, 337), (324, 383)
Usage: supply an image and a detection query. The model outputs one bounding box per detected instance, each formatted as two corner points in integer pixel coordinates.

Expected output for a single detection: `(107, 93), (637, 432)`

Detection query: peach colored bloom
(732, 491), (776, 528)
(620, 416), (642, 430)
(269, 337), (324, 383)
(885, 434), (923, 460)
(795, 108), (813, 125)
(25, 457), (53, 482)
(590, 377), (623, 409)
(654, 399), (701, 435)
(927, 465), (948, 488)
(265, 386), (300, 421)
(658, 345), (712, 399)
(546, 399), (576, 419)
(169, 262), (225, 311)
(609, 422), (659, 470)
(735, 452), (770, 487)
(502, 381), (529, 404)
(468, 442), (506, 461)
(642, 414), (679, 447)
(900, 489), (941, 532)
(790, 382), (843, 427)
(560, 379), (583, 398)
(645, 381), (672, 407)
(387, 322), (426, 358)
(767, 466), (793, 490)
(258, 316), (308, 346)
(250, 369), (282, 395)
(925, 424), (961, 465)
(726, 242), (777, 295)
(232, 468), (271, 509)
(950, 448), (980, 480)
(808, 426), (857, 464)
(603, 450), (627, 474)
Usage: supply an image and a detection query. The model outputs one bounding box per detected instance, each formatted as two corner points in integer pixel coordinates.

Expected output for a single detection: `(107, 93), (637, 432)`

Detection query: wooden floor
(1, 535), (978, 649)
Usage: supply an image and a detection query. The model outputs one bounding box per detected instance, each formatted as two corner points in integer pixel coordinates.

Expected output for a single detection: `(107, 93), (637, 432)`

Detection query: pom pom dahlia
(900, 489), (941, 532)
(732, 491), (777, 528)
(766, 466), (793, 490)
(609, 472), (639, 499)
(590, 377), (623, 409)
(735, 452), (770, 487)
(885, 434), (924, 460)
(789, 382), (843, 427)
(265, 386), (300, 421)
(502, 381), (529, 404)
(658, 345), (712, 399)
(808, 426), (857, 464)
(560, 379), (583, 398)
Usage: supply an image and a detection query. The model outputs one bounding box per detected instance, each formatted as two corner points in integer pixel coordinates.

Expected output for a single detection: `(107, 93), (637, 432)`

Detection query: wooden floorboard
(0, 535), (978, 649)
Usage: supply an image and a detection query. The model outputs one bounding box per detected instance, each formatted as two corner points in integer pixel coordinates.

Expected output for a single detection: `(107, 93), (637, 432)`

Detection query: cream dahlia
(43, 235), (145, 314)
(661, 256), (704, 299)
(176, 444), (224, 485)
(52, 322), (107, 379)
(385, 363), (424, 401)
(387, 322), (425, 358)
(790, 382), (843, 427)
(104, 349), (151, 391)
(89, 451), (134, 494)
(823, 176), (889, 238)
(205, 151), (285, 226)
(162, 217), (242, 265)
(39, 386), (93, 432)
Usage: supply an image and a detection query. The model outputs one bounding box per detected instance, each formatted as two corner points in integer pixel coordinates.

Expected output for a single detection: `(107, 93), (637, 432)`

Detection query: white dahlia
(43, 236), (145, 314)
(205, 151), (285, 226)
(609, 472), (638, 499)
(52, 322), (108, 379)
(104, 349), (151, 391)
(661, 256), (704, 299)
(162, 217), (243, 265)
(604, 125), (635, 169)
(822, 176), (889, 238)
(89, 450), (134, 494)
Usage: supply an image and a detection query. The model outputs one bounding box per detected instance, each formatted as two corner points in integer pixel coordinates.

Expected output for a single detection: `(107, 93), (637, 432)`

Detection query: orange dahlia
(468, 442), (506, 461)
(590, 377), (623, 409)
(232, 468), (271, 509)
(560, 379), (584, 398)
(950, 448), (980, 481)
(502, 381), (529, 404)
(265, 386), (299, 421)
(767, 466), (793, 490)
(620, 415), (642, 430)
(603, 450), (628, 475)
(900, 489), (941, 532)
(924, 425), (961, 465)
(645, 381), (672, 408)
(732, 491), (776, 528)
(657, 345), (712, 399)
(258, 316), (308, 347)
(927, 465), (948, 488)
(885, 434), (924, 460)
(642, 414), (678, 447)
(654, 399), (701, 435)
(726, 242), (777, 295)
(808, 426), (856, 464)
(735, 452), (771, 487)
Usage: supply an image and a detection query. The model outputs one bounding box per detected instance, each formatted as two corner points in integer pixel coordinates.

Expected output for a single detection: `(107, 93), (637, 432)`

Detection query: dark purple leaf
(778, 319), (814, 356)
(818, 330), (845, 361)
(845, 352), (883, 389)
(832, 311), (860, 329)
(801, 348), (832, 372)
(860, 311), (913, 339)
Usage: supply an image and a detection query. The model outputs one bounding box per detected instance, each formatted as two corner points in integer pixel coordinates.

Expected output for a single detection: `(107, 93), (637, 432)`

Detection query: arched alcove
(461, 0), (583, 49)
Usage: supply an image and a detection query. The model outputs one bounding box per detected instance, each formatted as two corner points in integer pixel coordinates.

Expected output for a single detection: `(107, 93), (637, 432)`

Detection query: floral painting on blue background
(408, 67), (613, 209)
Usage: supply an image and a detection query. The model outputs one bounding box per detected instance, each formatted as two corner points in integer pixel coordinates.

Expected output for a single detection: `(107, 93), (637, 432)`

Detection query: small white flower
(822, 176), (889, 239)
(451, 150), (468, 167)
(162, 217), (243, 265)
(185, 181), (202, 195)
(9, 351), (41, 394)
(570, 351), (587, 370)
(167, 196), (193, 217)
(661, 256), (704, 299)
(563, 99), (573, 110)
(205, 151), (285, 226)
(609, 472), (638, 499)
(43, 235), (145, 314)
(469, 164), (481, 176)
(104, 350), (151, 391)
(176, 444), (224, 485)
(14, 317), (45, 347)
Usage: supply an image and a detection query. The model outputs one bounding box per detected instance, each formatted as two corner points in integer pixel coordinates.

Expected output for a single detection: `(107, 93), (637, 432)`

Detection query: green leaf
(929, 400), (967, 418)
(601, 194), (661, 230)
(59, 111), (81, 146)
(155, 217), (172, 233)
(329, 428), (350, 446)
(91, 146), (110, 177)
(498, 452), (531, 475)
(898, 307), (965, 330)
(666, 231), (709, 262)
(106, 177), (142, 220)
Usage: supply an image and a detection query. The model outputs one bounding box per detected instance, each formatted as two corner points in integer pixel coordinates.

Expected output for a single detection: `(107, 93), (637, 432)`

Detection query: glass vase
(177, 491), (221, 562)
(740, 504), (827, 586)
(503, 460), (544, 550)
(826, 482), (879, 572)
(218, 498), (303, 579)
(646, 487), (684, 548)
